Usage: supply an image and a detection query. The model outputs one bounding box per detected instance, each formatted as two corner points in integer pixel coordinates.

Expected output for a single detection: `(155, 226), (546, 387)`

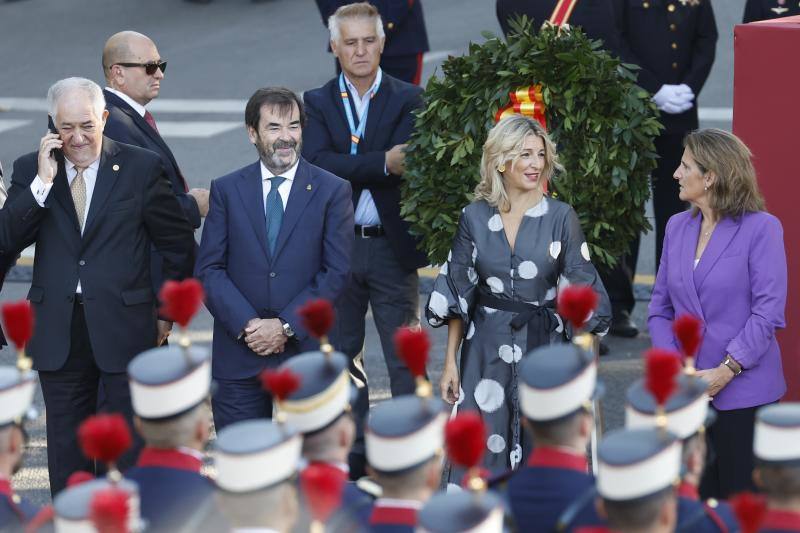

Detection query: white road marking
(424, 50), (458, 63)
(156, 120), (241, 138)
(0, 119), (32, 134)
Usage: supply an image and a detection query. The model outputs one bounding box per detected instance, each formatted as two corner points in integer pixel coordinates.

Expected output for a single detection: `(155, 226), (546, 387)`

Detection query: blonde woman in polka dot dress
(426, 115), (611, 482)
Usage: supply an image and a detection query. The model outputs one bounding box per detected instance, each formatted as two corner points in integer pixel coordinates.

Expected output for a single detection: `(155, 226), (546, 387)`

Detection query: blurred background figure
(743, 0), (800, 22)
(314, 0), (430, 85)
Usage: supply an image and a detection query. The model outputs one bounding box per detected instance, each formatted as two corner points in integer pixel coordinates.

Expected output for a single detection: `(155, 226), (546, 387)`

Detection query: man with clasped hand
(5, 77), (195, 495)
(302, 2), (428, 478)
(195, 87), (354, 432)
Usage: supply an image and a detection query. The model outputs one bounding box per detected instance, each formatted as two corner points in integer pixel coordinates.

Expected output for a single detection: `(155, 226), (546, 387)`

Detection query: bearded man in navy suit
(195, 87), (354, 431)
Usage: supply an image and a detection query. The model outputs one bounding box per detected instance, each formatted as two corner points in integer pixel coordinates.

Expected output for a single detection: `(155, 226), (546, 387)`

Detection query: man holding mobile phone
(5, 77), (195, 495)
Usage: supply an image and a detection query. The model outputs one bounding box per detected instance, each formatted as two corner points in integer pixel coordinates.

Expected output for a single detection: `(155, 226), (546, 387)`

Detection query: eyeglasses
(114, 60), (167, 76)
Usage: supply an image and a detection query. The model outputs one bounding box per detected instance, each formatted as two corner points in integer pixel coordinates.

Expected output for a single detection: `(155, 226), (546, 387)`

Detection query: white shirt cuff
(30, 175), (53, 207)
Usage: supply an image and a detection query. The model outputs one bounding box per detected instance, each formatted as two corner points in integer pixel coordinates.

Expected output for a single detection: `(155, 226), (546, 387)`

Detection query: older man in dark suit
(303, 2), (428, 479)
(195, 87), (354, 432)
(314, 0), (430, 85)
(6, 77), (195, 495)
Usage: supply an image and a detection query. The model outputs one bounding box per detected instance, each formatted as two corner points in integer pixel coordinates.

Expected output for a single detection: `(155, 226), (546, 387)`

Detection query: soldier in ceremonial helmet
(751, 403), (800, 532)
(215, 419), (302, 533)
(626, 373), (738, 532)
(266, 299), (375, 529)
(123, 279), (221, 532)
(0, 353), (39, 529)
(363, 328), (448, 531)
(0, 302), (40, 530)
(503, 340), (601, 532)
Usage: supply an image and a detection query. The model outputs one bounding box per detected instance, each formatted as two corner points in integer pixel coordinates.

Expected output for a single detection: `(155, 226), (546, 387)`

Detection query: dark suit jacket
(103, 89), (200, 228)
(614, 0), (718, 134)
(303, 73), (427, 271)
(7, 139), (195, 373)
(103, 89), (201, 297)
(314, 0), (429, 57)
(195, 157), (354, 380)
(496, 0), (624, 57)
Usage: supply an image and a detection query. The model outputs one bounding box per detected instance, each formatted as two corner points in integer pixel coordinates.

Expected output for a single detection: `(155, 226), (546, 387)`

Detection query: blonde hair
(475, 115), (562, 212)
(684, 128), (765, 218)
(328, 2), (385, 43)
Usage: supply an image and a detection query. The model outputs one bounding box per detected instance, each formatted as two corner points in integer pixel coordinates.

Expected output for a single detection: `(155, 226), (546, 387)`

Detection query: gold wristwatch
(722, 355), (743, 376)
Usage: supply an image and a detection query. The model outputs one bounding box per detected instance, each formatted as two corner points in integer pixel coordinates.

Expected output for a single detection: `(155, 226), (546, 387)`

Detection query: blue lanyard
(339, 73), (379, 155)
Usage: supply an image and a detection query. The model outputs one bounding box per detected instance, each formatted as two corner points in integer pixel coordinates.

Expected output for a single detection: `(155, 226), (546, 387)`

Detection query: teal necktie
(265, 176), (286, 255)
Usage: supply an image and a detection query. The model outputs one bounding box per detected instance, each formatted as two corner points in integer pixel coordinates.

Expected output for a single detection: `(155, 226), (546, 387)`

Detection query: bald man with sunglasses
(102, 31), (208, 303)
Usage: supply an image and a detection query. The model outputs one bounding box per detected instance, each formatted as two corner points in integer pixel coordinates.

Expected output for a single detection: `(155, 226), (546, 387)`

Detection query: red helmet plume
(445, 412), (486, 470)
(730, 492), (767, 533)
(78, 414), (132, 464)
(259, 368), (301, 401)
(158, 279), (204, 328)
(297, 299), (335, 339)
(557, 285), (599, 330)
(1, 300), (34, 350)
(644, 349), (681, 406)
(89, 487), (130, 533)
(300, 463), (347, 524)
(394, 327), (430, 378)
(673, 314), (702, 359)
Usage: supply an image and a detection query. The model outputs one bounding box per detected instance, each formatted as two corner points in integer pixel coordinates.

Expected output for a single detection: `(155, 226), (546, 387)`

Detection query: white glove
(652, 84), (695, 114)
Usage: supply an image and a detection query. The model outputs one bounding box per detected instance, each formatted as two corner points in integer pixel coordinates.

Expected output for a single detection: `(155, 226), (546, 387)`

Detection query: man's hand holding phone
(38, 132), (62, 184)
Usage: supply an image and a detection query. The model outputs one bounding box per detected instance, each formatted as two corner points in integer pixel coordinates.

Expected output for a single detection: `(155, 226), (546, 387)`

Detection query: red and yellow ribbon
(494, 85), (547, 129)
(549, 0), (580, 27)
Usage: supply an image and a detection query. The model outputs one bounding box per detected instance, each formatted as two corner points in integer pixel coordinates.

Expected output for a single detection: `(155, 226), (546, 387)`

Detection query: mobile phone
(47, 115), (62, 159)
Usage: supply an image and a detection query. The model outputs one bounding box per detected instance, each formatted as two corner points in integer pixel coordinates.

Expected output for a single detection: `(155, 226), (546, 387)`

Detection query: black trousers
(700, 405), (761, 499)
(330, 235), (420, 479)
(334, 53), (424, 85)
(598, 132), (687, 314)
(38, 300), (142, 496)
(211, 374), (274, 433)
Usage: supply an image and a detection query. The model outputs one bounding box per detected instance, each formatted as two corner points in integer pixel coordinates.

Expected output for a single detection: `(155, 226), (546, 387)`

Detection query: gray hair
(137, 403), (209, 448)
(328, 2), (385, 44)
(47, 77), (106, 121)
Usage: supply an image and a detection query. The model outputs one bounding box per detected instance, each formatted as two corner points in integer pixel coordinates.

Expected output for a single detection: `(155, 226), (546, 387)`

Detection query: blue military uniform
(314, 0), (430, 84)
(126, 340), (216, 532)
(364, 392), (448, 533)
(752, 404), (800, 533)
(495, 0), (624, 56)
(506, 339), (602, 533)
(616, 0), (718, 268)
(624, 370), (737, 533)
(743, 0), (800, 23)
(0, 356), (39, 531)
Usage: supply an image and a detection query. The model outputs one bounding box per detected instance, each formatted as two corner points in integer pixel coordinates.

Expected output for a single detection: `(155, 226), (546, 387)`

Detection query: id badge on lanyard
(339, 73), (378, 156)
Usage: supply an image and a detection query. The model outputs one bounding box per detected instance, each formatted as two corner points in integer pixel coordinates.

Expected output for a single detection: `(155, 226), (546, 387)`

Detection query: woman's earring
(498, 164), (506, 173)
(704, 185), (709, 191)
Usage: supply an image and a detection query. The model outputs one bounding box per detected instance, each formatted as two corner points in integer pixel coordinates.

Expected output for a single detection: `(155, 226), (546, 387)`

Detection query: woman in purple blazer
(648, 128), (787, 499)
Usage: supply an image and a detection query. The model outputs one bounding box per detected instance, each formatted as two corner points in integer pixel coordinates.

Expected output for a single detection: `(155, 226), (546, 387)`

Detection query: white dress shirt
(30, 157), (100, 293)
(261, 159), (298, 213)
(105, 87), (147, 117)
(345, 69), (383, 227)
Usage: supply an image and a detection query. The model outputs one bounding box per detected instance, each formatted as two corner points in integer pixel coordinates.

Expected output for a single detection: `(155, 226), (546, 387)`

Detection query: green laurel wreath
(401, 17), (662, 267)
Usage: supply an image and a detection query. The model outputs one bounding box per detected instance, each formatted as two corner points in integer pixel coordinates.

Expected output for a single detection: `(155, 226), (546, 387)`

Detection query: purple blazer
(648, 210), (787, 410)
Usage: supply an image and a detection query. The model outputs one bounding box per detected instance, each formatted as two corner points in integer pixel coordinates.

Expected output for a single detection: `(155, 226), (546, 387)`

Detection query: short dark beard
(258, 137), (300, 175)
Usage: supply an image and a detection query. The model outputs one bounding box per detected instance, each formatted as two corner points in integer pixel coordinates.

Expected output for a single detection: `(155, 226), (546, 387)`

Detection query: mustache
(272, 140), (297, 150)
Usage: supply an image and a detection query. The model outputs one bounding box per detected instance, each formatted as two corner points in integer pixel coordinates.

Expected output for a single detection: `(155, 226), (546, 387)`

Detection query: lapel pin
(112, 164), (120, 171)
(306, 184), (312, 191)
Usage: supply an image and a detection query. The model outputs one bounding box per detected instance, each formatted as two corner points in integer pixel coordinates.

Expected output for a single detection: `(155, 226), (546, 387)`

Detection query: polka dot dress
(425, 198), (611, 481)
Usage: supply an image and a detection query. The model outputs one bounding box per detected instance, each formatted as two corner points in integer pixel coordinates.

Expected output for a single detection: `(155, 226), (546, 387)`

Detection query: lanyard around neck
(338, 73), (379, 155)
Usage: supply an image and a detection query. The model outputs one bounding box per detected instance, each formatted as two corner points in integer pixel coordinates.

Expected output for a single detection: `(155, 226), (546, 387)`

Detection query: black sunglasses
(115, 60), (167, 76)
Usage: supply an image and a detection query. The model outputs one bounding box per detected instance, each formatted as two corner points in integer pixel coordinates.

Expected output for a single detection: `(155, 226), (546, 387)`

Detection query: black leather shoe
(609, 311), (639, 338)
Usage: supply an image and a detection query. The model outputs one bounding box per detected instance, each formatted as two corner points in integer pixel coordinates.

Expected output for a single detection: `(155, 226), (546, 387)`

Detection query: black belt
(355, 224), (385, 238)
(477, 292), (556, 351)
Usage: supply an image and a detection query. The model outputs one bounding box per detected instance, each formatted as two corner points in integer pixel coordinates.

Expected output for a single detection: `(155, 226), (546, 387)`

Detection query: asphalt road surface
(0, 0), (745, 505)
